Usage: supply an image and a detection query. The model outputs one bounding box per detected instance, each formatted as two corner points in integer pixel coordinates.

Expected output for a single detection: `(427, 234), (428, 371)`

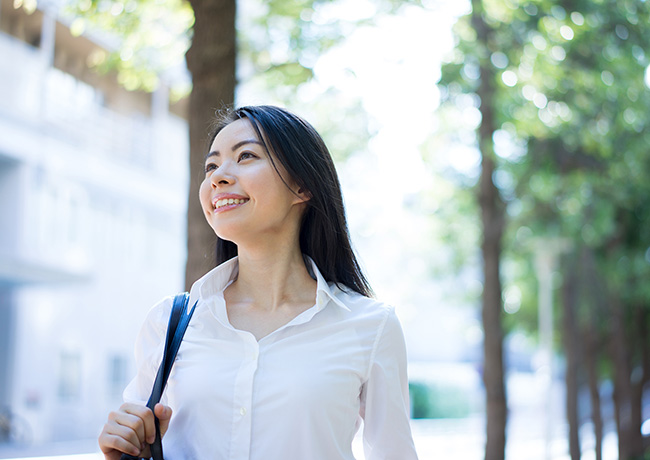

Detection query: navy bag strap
(121, 292), (197, 460)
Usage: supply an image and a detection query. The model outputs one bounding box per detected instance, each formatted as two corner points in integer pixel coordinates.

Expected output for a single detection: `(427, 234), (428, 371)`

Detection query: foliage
(236, 0), (426, 161)
(62, 0), (423, 160)
(409, 381), (475, 419)
(439, 0), (650, 334)
(504, 0), (650, 347)
(440, 0), (650, 457)
(63, 0), (370, 95)
(63, 0), (194, 93)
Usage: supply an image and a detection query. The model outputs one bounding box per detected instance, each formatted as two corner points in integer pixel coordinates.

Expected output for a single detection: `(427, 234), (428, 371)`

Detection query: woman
(99, 105), (418, 460)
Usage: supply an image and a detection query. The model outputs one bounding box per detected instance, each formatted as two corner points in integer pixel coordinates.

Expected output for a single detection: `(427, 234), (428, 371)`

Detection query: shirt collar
(305, 256), (351, 312)
(187, 257), (238, 314)
(190, 255), (351, 313)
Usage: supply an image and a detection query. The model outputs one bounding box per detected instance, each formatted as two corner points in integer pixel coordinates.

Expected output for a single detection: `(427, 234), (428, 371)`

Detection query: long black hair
(208, 105), (373, 298)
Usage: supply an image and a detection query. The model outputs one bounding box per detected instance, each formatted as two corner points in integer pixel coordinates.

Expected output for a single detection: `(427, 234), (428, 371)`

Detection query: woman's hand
(98, 402), (172, 460)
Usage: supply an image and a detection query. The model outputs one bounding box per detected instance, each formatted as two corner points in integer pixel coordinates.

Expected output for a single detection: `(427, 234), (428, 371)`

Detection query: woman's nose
(210, 163), (235, 188)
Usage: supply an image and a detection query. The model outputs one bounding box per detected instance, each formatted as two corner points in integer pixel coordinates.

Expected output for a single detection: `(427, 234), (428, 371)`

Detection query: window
(108, 354), (128, 399)
(58, 351), (82, 402)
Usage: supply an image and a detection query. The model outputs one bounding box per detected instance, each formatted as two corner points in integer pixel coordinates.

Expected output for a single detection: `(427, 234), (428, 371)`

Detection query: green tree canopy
(439, 1), (650, 458)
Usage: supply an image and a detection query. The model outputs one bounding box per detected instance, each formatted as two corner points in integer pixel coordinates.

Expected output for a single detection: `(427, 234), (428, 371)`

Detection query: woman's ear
(295, 187), (312, 203)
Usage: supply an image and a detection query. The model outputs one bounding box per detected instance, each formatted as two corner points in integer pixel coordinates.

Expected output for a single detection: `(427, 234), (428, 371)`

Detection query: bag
(121, 292), (197, 460)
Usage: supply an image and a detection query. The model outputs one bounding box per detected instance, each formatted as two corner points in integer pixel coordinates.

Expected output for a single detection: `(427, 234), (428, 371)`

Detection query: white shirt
(124, 257), (418, 460)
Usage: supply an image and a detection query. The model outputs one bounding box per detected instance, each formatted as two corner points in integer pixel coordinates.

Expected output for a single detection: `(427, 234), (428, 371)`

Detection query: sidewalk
(0, 440), (101, 460)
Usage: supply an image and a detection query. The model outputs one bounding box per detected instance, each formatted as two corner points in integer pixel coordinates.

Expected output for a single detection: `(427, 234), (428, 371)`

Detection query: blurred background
(0, 0), (649, 459)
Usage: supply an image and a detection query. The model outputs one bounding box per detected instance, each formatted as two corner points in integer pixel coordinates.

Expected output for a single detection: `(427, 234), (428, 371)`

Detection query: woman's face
(199, 119), (308, 245)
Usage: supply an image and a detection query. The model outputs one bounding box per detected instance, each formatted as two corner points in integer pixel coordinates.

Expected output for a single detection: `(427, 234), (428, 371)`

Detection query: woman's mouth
(213, 197), (249, 211)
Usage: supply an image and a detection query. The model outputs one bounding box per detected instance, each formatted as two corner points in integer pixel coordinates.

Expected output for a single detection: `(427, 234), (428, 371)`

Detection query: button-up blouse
(123, 257), (418, 460)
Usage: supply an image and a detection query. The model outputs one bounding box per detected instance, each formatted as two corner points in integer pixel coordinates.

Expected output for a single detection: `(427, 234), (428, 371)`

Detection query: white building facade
(0, 0), (189, 446)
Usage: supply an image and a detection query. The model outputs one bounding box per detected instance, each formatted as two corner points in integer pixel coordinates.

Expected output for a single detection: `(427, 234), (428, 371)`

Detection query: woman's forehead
(210, 118), (259, 150)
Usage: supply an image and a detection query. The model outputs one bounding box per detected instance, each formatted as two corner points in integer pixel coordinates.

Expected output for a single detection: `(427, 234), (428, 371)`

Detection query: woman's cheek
(199, 180), (213, 217)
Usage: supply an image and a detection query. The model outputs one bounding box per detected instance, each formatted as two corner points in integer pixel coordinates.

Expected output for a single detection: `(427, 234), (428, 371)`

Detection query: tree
(64, 0), (236, 287)
(470, 1), (508, 458)
(441, 1), (650, 459)
(497, 1), (650, 457)
(440, 0), (510, 457)
(183, 0), (236, 287)
(495, 1), (650, 458)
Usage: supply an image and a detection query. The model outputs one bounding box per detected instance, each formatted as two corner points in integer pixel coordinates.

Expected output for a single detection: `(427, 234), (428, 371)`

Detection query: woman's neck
(229, 244), (317, 312)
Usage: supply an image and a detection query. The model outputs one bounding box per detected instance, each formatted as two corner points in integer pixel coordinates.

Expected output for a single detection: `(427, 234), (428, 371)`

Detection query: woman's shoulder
(138, 294), (176, 340)
(332, 287), (407, 368)
(331, 284), (395, 319)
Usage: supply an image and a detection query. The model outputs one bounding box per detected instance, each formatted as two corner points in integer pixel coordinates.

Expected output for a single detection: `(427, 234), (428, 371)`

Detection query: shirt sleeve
(122, 296), (173, 405)
(360, 308), (419, 460)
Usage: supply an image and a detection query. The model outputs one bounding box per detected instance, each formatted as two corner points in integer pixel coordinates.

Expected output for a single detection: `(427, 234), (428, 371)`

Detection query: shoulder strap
(147, 292), (192, 411)
(121, 292), (197, 460)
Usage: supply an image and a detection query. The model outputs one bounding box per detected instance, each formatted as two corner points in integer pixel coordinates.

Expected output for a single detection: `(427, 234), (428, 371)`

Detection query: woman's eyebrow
(204, 151), (220, 162)
(232, 139), (263, 151)
(205, 139), (263, 162)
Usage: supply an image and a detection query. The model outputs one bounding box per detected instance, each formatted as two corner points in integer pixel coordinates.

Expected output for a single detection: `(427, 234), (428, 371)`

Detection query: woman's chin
(212, 224), (243, 244)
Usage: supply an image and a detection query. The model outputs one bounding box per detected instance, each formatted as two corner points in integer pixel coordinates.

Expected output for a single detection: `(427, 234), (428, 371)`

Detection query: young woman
(99, 105), (418, 460)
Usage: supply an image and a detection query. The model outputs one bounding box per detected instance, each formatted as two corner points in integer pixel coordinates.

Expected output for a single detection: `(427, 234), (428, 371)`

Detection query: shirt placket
(229, 331), (259, 460)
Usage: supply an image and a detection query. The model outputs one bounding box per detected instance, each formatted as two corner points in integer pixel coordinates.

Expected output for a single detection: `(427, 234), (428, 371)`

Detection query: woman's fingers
(154, 404), (173, 438)
(99, 415), (143, 458)
(121, 403), (157, 445)
(109, 409), (144, 446)
(97, 402), (172, 460)
(99, 425), (142, 458)
(98, 403), (158, 458)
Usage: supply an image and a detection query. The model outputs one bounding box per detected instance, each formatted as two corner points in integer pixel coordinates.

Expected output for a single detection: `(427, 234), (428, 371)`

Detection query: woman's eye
(205, 163), (218, 173)
(239, 152), (255, 161)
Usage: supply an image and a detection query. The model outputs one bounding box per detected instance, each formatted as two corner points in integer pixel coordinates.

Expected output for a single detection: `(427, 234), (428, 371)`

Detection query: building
(0, 0), (189, 446)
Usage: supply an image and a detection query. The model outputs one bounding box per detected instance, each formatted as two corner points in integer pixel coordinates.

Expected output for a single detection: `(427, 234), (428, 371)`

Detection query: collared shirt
(124, 257), (418, 460)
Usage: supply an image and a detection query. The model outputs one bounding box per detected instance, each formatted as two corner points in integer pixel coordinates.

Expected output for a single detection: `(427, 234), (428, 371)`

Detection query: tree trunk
(479, 165), (507, 460)
(584, 325), (603, 460)
(581, 247), (604, 460)
(184, 0), (237, 289)
(629, 305), (648, 458)
(562, 255), (581, 460)
(642, 306), (650, 455)
(609, 296), (634, 460)
(471, 1), (507, 459)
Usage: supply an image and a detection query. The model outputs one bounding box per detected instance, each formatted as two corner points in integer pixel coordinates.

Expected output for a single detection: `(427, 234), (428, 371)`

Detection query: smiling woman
(199, 117), (308, 250)
(98, 105), (419, 460)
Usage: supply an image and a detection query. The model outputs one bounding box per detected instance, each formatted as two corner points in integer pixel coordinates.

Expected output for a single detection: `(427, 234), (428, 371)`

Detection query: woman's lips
(212, 195), (249, 212)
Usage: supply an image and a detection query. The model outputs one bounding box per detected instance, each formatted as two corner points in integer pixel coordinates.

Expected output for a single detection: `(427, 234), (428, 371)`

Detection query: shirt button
(240, 407), (247, 416)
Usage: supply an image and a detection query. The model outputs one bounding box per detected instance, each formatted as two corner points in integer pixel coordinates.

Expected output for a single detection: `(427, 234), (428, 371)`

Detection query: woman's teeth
(215, 198), (247, 209)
